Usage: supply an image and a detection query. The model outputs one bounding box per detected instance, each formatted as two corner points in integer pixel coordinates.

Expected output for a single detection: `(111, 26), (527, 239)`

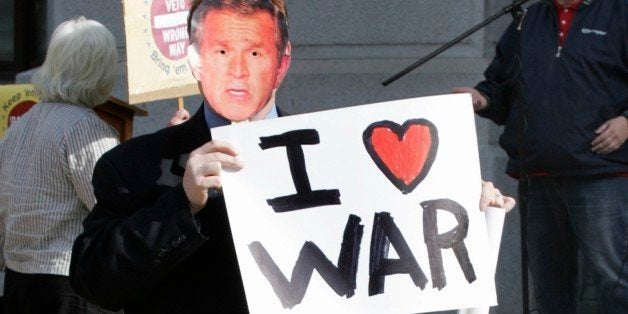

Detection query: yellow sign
(123, 0), (199, 104)
(0, 85), (40, 138)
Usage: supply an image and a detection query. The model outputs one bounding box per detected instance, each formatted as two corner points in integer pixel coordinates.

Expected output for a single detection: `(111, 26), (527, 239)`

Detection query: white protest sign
(211, 94), (496, 314)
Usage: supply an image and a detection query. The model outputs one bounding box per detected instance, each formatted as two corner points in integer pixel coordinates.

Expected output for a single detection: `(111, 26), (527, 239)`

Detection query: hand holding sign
(168, 107), (191, 126)
(183, 140), (243, 214)
(479, 181), (515, 212)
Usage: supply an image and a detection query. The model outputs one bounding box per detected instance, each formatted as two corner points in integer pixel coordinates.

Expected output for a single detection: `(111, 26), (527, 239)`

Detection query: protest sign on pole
(0, 85), (38, 138)
(211, 94), (497, 313)
(123, 0), (199, 104)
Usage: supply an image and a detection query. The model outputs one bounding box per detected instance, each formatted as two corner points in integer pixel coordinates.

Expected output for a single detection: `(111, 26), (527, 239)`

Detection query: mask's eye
(219, 49), (226, 55)
(251, 51), (260, 57)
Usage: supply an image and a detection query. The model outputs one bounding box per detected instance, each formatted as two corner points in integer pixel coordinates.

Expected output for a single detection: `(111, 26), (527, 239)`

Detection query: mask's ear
(188, 45), (201, 80)
(274, 42), (292, 89)
(284, 41), (292, 57)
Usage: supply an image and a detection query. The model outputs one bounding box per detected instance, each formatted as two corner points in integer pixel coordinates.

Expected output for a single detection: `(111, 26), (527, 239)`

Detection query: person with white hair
(0, 17), (120, 313)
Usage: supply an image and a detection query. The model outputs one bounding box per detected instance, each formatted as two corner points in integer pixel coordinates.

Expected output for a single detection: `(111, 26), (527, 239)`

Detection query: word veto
(164, 0), (186, 12)
(250, 123), (476, 309)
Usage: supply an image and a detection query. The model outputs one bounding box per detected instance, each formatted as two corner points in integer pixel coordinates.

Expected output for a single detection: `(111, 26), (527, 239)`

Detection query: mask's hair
(187, 0), (289, 55)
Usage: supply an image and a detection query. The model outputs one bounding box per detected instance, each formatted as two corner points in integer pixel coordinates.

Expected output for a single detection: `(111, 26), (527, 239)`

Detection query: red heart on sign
(363, 119), (439, 194)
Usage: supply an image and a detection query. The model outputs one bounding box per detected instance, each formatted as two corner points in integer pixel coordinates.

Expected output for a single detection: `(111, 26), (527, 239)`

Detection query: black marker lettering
(249, 214), (363, 309)
(260, 129), (341, 212)
(369, 212), (428, 296)
(421, 198), (476, 290)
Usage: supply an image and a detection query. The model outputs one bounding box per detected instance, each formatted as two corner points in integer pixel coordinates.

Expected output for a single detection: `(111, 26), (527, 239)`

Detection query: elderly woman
(0, 17), (119, 313)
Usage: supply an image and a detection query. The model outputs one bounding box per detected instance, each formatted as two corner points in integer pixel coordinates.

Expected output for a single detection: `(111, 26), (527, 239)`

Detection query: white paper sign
(211, 94), (496, 314)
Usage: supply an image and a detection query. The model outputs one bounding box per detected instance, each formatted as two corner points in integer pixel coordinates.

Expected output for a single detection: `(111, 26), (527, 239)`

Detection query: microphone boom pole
(382, 0), (533, 86)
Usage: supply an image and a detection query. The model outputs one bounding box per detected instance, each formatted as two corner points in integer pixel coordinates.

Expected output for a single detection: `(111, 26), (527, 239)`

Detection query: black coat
(70, 106), (249, 313)
(475, 0), (628, 176)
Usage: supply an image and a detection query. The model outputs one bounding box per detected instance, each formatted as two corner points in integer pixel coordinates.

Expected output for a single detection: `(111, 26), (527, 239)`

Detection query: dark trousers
(4, 268), (120, 314)
(525, 176), (628, 314)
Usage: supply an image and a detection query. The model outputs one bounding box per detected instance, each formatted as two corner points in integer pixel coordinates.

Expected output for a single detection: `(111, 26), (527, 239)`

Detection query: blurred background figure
(0, 17), (121, 313)
(454, 0), (627, 313)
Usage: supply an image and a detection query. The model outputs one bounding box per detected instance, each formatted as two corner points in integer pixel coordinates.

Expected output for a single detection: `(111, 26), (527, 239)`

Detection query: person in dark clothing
(454, 0), (627, 313)
(69, 1), (291, 313)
